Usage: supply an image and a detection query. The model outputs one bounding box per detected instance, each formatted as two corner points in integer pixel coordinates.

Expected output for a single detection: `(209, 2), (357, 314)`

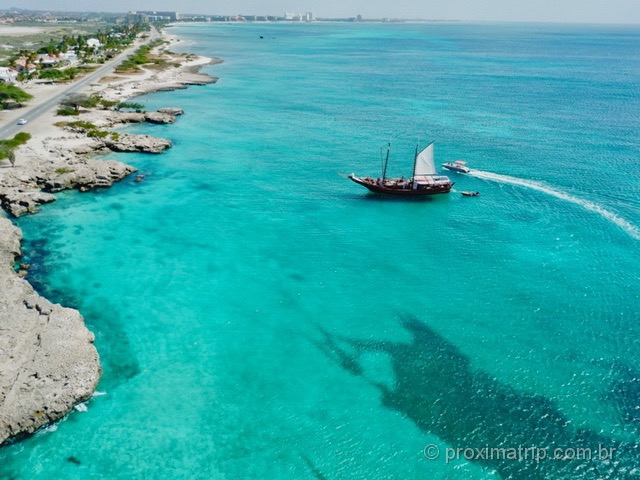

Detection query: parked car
(17, 118), (27, 125)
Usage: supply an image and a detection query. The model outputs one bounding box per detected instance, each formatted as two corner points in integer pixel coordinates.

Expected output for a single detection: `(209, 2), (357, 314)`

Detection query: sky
(13, 0), (640, 24)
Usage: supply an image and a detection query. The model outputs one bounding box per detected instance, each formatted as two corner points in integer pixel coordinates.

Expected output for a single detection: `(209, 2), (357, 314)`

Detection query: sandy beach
(0, 28), (218, 445)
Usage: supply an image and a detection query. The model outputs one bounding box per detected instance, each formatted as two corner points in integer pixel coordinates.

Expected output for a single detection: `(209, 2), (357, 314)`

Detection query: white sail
(413, 142), (436, 176)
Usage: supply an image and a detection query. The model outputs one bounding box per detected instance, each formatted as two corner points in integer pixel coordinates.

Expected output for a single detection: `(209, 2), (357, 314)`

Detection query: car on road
(17, 118), (27, 125)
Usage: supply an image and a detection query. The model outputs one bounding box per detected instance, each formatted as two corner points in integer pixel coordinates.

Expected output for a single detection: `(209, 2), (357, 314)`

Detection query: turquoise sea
(2, 22), (640, 479)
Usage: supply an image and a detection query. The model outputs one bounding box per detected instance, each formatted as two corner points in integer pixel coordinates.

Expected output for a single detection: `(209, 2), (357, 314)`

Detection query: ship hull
(348, 175), (453, 196)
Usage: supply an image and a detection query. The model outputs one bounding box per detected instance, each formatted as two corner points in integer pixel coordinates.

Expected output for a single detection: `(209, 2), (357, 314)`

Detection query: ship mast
(412, 144), (419, 179)
(381, 143), (390, 181)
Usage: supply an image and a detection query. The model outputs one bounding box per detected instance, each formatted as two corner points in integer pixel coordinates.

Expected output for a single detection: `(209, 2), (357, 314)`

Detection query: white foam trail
(36, 423), (58, 436)
(469, 170), (640, 240)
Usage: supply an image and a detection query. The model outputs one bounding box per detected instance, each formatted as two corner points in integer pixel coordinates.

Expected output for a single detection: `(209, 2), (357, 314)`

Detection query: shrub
(57, 107), (79, 116)
(117, 102), (145, 111)
(66, 121), (97, 130)
(38, 69), (66, 81)
(99, 99), (119, 109)
(13, 132), (31, 144)
(87, 129), (109, 138)
(0, 132), (31, 149)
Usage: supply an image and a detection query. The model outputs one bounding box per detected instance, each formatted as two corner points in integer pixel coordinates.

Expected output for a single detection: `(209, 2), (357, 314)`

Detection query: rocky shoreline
(0, 108), (182, 218)
(0, 31), (217, 445)
(0, 217), (101, 445)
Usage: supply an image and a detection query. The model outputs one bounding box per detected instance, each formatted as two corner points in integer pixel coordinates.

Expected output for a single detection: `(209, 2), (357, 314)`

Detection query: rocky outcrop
(0, 192), (56, 217)
(74, 108), (184, 129)
(157, 108), (184, 116)
(0, 149), (138, 217)
(0, 217), (101, 446)
(0, 119), (176, 217)
(143, 112), (177, 124)
(41, 159), (137, 193)
(103, 133), (172, 154)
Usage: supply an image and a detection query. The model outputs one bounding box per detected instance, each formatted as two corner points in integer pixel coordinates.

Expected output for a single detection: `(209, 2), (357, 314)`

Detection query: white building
(284, 11), (314, 21)
(86, 38), (102, 49)
(0, 67), (18, 83)
(61, 51), (79, 65)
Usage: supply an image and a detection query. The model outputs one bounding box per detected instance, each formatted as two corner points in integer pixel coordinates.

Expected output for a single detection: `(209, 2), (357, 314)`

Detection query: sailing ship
(348, 142), (454, 196)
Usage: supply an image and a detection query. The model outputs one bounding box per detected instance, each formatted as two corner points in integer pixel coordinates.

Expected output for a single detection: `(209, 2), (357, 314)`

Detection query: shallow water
(2, 22), (640, 479)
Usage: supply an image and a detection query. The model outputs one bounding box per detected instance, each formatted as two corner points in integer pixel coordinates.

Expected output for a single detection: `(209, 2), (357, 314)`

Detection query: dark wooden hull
(348, 175), (453, 196)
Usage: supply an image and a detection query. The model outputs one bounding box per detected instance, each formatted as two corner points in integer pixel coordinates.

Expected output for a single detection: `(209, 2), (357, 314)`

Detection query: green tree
(116, 102), (145, 111)
(39, 68), (80, 82)
(38, 69), (65, 81)
(0, 146), (14, 166)
(0, 133), (30, 166)
(0, 84), (34, 109)
(7, 149), (15, 167)
(60, 93), (96, 112)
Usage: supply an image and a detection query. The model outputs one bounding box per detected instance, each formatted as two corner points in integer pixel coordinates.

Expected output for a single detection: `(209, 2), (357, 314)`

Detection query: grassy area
(0, 22), (114, 62)
(56, 119), (112, 139)
(115, 39), (167, 72)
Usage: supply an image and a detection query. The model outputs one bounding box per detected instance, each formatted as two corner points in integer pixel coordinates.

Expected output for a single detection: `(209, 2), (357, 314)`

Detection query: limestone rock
(74, 108), (183, 129)
(103, 133), (172, 154)
(0, 191), (56, 217)
(0, 218), (22, 263)
(157, 108), (184, 116)
(42, 159), (137, 194)
(143, 112), (176, 124)
(0, 217), (101, 446)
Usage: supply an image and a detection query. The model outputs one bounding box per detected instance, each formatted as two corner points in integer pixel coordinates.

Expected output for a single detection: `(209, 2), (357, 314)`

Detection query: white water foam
(35, 423), (58, 436)
(469, 170), (640, 240)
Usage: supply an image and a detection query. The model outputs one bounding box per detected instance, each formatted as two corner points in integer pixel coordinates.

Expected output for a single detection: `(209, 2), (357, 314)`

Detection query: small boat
(442, 160), (471, 174)
(348, 142), (454, 197)
(461, 191), (480, 197)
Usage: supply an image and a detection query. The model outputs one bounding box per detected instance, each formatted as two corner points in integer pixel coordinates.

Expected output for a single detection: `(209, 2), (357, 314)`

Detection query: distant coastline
(0, 27), (219, 446)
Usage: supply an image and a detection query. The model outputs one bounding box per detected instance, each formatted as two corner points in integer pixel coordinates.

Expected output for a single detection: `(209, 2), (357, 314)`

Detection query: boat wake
(469, 170), (640, 240)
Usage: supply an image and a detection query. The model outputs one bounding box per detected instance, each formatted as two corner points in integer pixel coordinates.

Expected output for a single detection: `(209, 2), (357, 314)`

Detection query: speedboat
(461, 191), (480, 197)
(442, 160), (470, 174)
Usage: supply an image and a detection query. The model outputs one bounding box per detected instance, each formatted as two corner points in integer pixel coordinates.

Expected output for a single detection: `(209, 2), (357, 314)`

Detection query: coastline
(0, 28), (218, 445)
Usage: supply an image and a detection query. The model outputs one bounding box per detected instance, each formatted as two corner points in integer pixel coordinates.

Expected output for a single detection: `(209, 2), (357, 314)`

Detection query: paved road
(0, 26), (159, 140)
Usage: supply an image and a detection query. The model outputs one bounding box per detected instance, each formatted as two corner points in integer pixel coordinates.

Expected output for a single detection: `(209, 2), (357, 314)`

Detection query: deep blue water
(2, 22), (640, 479)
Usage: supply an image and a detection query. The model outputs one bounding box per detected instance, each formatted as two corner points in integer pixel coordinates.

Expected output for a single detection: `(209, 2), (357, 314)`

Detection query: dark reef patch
(315, 315), (639, 479)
